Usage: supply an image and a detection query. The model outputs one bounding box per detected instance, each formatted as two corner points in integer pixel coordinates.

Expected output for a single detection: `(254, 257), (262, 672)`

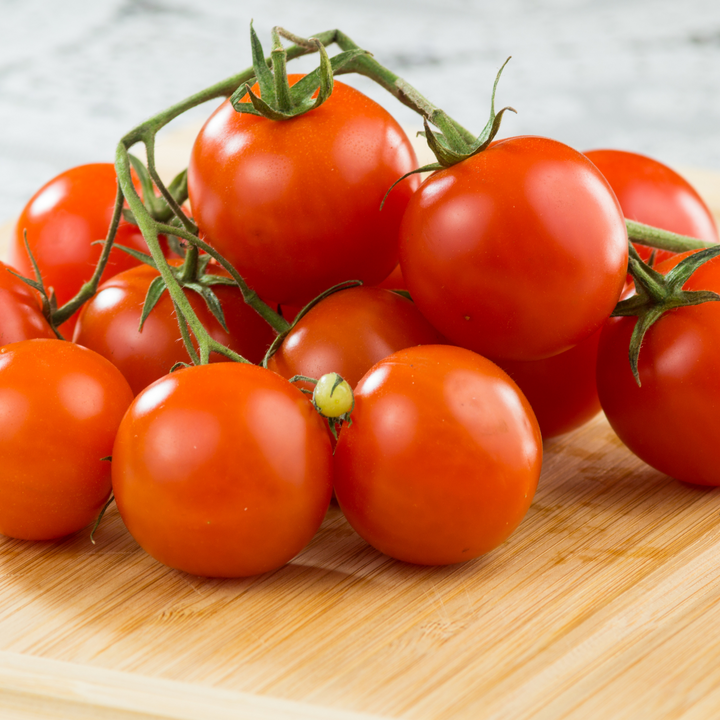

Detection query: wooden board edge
(0, 650), (383, 720)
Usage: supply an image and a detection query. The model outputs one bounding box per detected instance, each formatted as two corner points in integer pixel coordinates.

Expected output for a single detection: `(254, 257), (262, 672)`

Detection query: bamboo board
(2, 129), (720, 720)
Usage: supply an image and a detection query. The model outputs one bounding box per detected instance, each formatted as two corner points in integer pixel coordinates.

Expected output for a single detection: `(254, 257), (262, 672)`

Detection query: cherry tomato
(188, 77), (419, 306)
(585, 149), (719, 264)
(73, 263), (277, 395)
(267, 286), (445, 391)
(112, 363), (333, 577)
(597, 250), (720, 485)
(399, 136), (628, 361)
(333, 345), (542, 565)
(0, 261), (55, 346)
(493, 328), (602, 439)
(8, 164), (152, 334)
(0, 339), (133, 540)
(375, 264), (407, 292)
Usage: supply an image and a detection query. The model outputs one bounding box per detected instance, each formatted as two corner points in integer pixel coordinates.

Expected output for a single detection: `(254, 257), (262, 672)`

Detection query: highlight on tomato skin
(0, 339), (134, 541)
(333, 345), (543, 566)
(111, 363), (334, 577)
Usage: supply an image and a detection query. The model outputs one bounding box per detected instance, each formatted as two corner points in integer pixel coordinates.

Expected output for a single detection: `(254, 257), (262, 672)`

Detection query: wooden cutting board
(2, 127), (720, 720)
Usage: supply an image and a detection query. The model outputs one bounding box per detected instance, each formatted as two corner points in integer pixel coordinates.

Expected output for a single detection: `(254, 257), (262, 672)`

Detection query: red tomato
(333, 345), (542, 565)
(585, 149), (719, 264)
(399, 136), (628, 361)
(188, 77), (419, 306)
(493, 328), (602, 439)
(73, 263), (277, 395)
(8, 164), (152, 334)
(0, 339), (133, 540)
(597, 250), (720, 485)
(0, 261), (55, 345)
(375, 264), (407, 292)
(112, 363), (333, 577)
(267, 286), (445, 391)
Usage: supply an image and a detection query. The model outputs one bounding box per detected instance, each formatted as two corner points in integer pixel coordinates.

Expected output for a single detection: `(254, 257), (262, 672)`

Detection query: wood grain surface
(1, 128), (720, 720)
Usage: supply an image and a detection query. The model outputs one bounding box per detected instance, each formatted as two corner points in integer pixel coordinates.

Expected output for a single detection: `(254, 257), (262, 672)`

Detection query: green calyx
(419, 57), (516, 169)
(381, 58), (515, 208)
(230, 23), (367, 121)
(613, 242), (720, 386)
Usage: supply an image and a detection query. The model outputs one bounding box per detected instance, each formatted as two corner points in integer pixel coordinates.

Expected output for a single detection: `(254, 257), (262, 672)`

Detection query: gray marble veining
(1, 0), (719, 220)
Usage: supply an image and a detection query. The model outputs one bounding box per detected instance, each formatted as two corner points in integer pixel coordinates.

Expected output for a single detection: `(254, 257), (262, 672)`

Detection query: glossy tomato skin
(494, 328), (602, 439)
(0, 339), (133, 540)
(112, 363), (333, 577)
(597, 251), (720, 485)
(400, 136), (628, 361)
(585, 149), (718, 264)
(0, 261), (55, 346)
(188, 78), (419, 306)
(73, 263), (276, 395)
(8, 164), (152, 334)
(267, 286), (445, 391)
(334, 345), (542, 565)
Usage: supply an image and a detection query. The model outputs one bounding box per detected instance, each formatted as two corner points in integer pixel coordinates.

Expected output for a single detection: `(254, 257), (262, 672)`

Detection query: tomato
(585, 149), (719, 265)
(375, 264), (407, 292)
(597, 250), (720, 485)
(267, 286), (445, 391)
(0, 261), (55, 346)
(188, 77), (419, 306)
(0, 339), (133, 540)
(399, 136), (628, 361)
(112, 363), (333, 577)
(493, 328), (602, 439)
(333, 345), (542, 565)
(73, 263), (277, 395)
(8, 164), (152, 334)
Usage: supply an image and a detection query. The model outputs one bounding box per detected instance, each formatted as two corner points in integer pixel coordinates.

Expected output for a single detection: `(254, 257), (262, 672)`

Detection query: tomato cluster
(1, 30), (718, 579)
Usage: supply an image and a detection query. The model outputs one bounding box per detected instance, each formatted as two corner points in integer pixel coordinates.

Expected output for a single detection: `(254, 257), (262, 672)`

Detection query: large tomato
(112, 363), (333, 577)
(73, 263), (277, 395)
(0, 261), (55, 346)
(597, 250), (720, 485)
(188, 77), (419, 306)
(8, 164), (152, 334)
(333, 345), (542, 565)
(585, 149), (719, 265)
(399, 136), (628, 361)
(0, 339), (133, 540)
(267, 286), (444, 391)
(493, 328), (602, 439)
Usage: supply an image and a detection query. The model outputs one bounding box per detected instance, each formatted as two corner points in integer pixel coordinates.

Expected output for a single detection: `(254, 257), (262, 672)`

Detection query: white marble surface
(2, 0), (720, 220)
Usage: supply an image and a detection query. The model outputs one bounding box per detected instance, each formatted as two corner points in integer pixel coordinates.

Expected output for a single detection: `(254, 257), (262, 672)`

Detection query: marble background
(2, 0), (720, 220)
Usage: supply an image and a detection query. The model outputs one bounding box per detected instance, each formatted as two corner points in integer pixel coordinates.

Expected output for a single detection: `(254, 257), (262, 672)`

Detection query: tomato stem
(626, 219), (716, 254)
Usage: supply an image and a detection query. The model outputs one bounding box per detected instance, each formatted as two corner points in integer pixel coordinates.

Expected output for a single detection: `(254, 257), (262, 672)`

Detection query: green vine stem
(116, 147), (252, 366)
(153, 222), (290, 335)
(626, 219), (716, 254)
